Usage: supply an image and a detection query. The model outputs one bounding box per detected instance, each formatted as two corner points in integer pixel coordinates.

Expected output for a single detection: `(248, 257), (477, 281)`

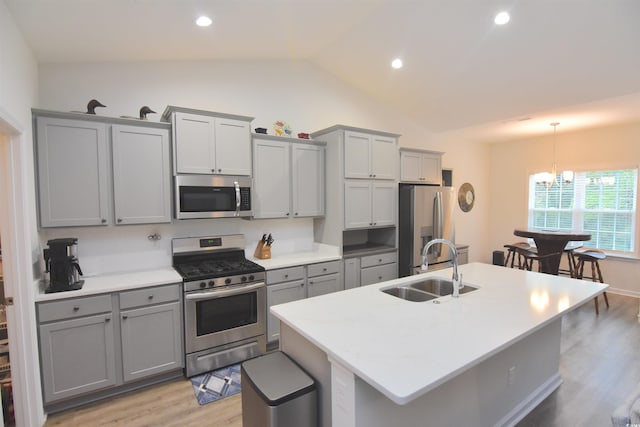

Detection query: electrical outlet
(508, 366), (516, 385)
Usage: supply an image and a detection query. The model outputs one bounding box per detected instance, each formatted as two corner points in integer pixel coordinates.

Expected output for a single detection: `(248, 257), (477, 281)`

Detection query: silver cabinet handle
(323, 268), (327, 272)
(284, 274), (289, 278)
(101, 219), (107, 223)
(148, 295), (154, 300)
(295, 212), (298, 216)
(122, 315), (128, 320)
(218, 169), (222, 173)
(117, 218), (122, 223)
(309, 281), (314, 285)
(211, 169), (216, 173)
(73, 306), (80, 311)
(105, 317), (111, 322)
(286, 212), (290, 216)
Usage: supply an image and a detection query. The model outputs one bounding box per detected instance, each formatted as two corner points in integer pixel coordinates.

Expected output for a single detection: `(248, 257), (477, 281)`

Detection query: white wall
(489, 122), (640, 295)
(37, 59), (492, 271)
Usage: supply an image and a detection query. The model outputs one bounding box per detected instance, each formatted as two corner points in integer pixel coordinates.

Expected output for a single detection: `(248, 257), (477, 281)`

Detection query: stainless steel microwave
(175, 175), (252, 219)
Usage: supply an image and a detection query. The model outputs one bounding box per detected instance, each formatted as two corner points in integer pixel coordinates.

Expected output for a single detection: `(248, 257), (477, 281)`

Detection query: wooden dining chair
(504, 242), (532, 269)
(574, 249), (610, 315)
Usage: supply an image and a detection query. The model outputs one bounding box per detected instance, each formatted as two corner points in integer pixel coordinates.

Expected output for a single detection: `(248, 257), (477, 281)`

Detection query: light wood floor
(45, 293), (640, 427)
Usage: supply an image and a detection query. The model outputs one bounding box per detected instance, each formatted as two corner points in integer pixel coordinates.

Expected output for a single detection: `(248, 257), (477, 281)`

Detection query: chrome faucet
(421, 238), (462, 297)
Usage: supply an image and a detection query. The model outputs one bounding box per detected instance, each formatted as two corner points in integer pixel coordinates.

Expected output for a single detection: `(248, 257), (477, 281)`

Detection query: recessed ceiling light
(391, 58), (403, 69)
(494, 12), (510, 25)
(196, 16), (212, 27)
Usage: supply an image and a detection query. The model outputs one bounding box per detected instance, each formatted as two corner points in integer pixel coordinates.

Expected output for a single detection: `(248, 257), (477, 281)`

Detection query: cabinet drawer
(38, 294), (113, 323)
(361, 251), (397, 268)
(119, 284), (181, 310)
(361, 263), (398, 286)
(266, 266), (305, 284)
(308, 273), (343, 298)
(307, 260), (341, 278)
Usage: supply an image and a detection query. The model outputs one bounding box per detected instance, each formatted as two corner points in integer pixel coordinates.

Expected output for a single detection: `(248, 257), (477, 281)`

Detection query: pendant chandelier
(535, 122), (573, 188)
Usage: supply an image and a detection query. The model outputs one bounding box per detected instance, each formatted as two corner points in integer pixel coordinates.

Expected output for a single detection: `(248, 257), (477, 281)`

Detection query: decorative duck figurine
(86, 99), (106, 114)
(139, 106), (156, 120)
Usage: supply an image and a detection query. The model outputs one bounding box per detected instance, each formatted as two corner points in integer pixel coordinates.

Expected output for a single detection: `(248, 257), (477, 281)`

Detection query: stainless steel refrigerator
(398, 184), (455, 277)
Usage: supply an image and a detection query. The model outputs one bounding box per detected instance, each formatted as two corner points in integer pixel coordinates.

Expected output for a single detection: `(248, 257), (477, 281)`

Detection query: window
(528, 168), (638, 254)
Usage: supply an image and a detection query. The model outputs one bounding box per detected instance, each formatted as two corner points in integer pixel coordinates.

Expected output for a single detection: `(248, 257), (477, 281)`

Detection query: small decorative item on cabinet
(273, 121), (292, 137)
(255, 127), (268, 134)
(297, 133), (310, 139)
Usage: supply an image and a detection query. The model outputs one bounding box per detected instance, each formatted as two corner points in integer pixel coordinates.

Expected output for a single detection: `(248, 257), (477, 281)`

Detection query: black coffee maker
(43, 238), (84, 293)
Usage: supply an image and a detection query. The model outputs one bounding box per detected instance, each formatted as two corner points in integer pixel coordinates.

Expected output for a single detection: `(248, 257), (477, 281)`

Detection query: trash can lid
(242, 351), (315, 406)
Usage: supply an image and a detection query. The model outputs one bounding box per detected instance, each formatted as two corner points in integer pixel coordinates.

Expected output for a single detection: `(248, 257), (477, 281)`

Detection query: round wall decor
(458, 182), (475, 212)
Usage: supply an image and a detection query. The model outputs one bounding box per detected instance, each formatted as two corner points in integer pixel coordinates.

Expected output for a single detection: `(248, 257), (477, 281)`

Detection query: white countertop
(36, 268), (182, 302)
(251, 243), (341, 270)
(271, 262), (607, 405)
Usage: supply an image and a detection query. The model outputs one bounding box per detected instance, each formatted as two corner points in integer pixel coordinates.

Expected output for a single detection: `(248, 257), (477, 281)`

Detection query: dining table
(513, 228), (592, 275)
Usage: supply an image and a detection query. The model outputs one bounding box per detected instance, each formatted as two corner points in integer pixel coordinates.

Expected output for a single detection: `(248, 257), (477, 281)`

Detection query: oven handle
(185, 282), (264, 301)
(234, 181), (241, 217)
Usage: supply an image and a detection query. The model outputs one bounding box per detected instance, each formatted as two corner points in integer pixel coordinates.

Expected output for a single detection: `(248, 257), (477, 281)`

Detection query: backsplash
(39, 218), (315, 276)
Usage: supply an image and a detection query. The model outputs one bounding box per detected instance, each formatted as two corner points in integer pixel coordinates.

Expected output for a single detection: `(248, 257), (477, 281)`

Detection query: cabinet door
(266, 280), (306, 342)
(36, 117), (110, 227)
(344, 180), (372, 229)
(39, 313), (116, 403)
(370, 135), (397, 180)
(253, 139), (291, 218)
(400, 151), (423, 182)
(292, 144), (325, 217)
(344, 131), (371, 179)
(307, 273), (342, 298)
(214, 118), (251, 176)
(344, 258), (361, 289)
(371, 182), (396, 227)
(120, 302), (183, 383)
(173, 112), (215, 174)
(420, 153), (442, 184)
(361, 262), (398, 286)
(112, 125), (171, 225)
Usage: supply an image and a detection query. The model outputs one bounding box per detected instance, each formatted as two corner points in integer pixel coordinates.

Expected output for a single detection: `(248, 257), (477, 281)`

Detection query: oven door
(175, 174), (252, 219)
(184, 282), (265, 354)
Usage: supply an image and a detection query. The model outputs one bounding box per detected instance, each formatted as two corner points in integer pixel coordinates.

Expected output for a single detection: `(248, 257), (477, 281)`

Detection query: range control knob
(199, 282), (206, 289)
(208, 280), (215, 287)
(241, 276), (247, 282)
(248, 275), (255, 281)
(225, 278), (232, 285)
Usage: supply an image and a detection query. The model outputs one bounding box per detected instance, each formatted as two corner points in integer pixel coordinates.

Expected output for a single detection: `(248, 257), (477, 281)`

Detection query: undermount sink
(409, 277), (478, 296)
(382, 287), (437, 302)
(381, 277), (478, 302)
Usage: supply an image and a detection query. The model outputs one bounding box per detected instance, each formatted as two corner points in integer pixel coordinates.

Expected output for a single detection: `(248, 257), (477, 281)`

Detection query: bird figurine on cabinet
(139, 106), (156, 120)
(86, 99), (106, 114)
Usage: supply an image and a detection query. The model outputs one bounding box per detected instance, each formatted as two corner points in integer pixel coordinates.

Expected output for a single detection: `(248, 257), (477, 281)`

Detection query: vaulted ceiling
(6, 0), (640, 142)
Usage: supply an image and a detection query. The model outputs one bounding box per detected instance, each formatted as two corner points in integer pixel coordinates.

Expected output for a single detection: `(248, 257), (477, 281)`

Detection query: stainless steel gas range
(172, 234), (266, 377)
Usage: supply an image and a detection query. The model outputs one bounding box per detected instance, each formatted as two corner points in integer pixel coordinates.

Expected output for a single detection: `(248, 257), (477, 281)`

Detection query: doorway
(0, 112), (46, 426)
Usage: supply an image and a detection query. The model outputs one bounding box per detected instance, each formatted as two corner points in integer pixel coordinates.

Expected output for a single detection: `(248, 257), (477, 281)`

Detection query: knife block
(254, 241), (271, 259)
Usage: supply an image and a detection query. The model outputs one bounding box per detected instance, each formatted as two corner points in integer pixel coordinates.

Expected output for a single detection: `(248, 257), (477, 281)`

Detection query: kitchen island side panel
(281, 318), (562, 427)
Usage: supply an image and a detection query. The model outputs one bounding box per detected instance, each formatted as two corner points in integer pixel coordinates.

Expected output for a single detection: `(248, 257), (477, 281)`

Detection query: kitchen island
(271, 262), (607, 427)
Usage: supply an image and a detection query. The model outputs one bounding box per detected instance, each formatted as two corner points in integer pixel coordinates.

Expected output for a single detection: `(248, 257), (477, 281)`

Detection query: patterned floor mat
(190, 364), (242, 405)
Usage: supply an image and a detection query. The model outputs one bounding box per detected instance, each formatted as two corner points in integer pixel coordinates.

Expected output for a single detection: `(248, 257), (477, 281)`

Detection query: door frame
(0, 106), (46, 426)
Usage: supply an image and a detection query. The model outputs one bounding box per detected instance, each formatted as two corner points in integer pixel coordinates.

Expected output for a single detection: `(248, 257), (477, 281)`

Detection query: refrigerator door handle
(432, 192), (444, 258)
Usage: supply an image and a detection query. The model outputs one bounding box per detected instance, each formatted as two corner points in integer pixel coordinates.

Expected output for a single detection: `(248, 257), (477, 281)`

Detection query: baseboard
(497, 373), (563, 427)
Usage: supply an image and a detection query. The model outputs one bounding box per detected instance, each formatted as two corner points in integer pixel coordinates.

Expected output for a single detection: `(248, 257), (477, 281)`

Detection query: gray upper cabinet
(344, 180), (396, 229)
(344, 130), (397, 180)
(111, 125), (171, 224)
(34, 110), (172, 228)
(165, 107), (253, 176)
(399, 149), (443, 184)
(253, 135), (325, 219)
(36, 116), (111, 227)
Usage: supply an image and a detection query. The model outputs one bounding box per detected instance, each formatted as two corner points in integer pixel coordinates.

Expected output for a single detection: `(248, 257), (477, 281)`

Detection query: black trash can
(241, 351), (317, 427)
(493, 250), (505, 266)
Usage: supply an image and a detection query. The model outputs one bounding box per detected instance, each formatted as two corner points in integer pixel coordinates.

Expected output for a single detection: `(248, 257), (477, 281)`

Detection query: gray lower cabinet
(266, 279), (306, 343)
(120, 302), (182, 382)
(344, 251), (398, 287)
(265, 260), (343, 343)
(37, 283), (183, 406)
(39, 312), (117, 403)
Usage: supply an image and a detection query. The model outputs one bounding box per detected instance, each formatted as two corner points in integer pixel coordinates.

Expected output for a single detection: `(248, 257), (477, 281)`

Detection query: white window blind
(528, 168), (638, 253)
